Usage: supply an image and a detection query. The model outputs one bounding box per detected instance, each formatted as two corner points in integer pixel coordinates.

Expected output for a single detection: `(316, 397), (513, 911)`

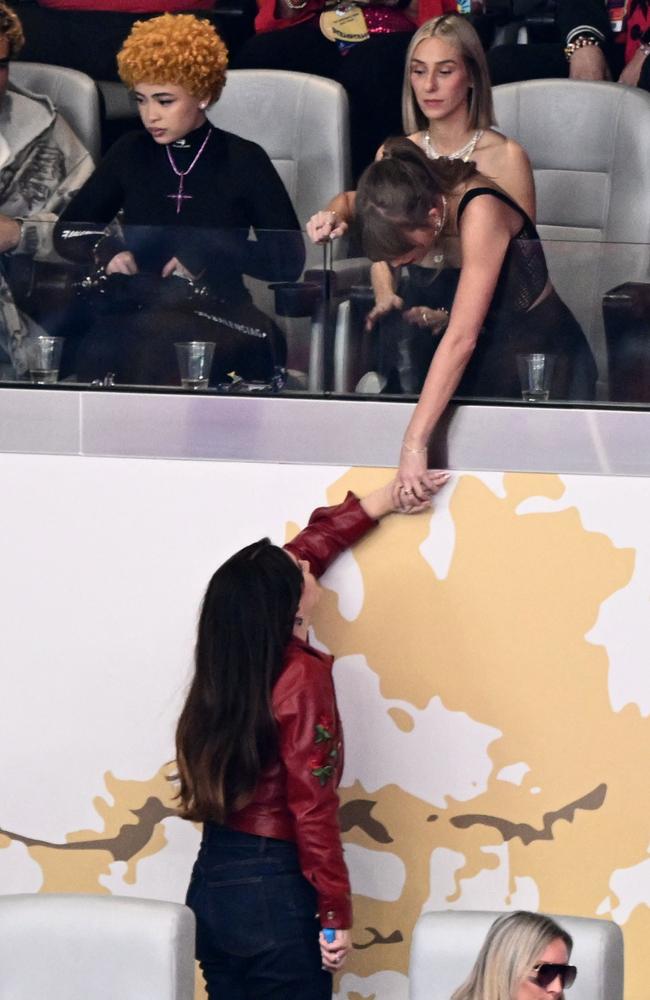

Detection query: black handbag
(84, 271), (215, 314)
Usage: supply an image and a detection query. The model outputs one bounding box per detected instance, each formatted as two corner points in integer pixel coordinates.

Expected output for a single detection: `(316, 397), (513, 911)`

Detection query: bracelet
(420, 306), (449, 326)
(401, 441), (427, 454)
(640, 43), (650, 57)
(564, 34), (600, 60)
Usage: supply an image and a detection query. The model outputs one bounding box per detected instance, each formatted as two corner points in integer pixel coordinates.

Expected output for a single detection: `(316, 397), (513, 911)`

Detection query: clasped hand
(395, 454), (449, 510)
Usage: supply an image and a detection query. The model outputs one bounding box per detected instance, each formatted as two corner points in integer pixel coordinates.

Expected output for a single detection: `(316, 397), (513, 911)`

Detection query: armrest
(305, 257), (372, 297)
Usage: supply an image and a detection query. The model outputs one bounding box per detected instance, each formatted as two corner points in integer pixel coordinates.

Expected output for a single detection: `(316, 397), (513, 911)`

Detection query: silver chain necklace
(423, 128), (483, 162)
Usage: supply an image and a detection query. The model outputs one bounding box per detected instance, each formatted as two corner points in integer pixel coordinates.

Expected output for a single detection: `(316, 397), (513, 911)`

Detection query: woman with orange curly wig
(54, 13), (304, 387)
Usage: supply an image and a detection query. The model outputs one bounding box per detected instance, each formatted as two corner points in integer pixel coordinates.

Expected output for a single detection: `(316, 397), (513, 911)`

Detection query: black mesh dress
(378, 187), (597, 401)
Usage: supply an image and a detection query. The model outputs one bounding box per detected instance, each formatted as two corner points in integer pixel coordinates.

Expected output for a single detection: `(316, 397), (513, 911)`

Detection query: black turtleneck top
(54, 121), (305, 302)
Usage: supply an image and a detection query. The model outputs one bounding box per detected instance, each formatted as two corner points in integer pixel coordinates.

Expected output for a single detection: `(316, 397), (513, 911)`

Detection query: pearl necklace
(423, 128), (483, 162)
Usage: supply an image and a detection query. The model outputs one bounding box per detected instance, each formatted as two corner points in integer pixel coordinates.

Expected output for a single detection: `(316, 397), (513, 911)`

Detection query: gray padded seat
(0, 893), (195, 1000)
(492, 79), (650, 244)
(10, 62), (101, 163)
(409, 910), (624, 1000)
(493, 80), (650, 390)
(208, 69), (352, 386)
(207, 69), (351, 254)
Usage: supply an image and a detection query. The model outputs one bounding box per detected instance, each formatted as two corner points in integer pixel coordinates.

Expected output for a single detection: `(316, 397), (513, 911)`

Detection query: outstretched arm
(284, 478), (447, 576)
(397, 196), (517, 502)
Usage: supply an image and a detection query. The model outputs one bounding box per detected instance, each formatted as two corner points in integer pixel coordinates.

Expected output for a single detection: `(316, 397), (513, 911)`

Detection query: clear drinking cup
(517, 352), (555, 402)
(29, 336), (64, 384)
(174, 341), (215, 390)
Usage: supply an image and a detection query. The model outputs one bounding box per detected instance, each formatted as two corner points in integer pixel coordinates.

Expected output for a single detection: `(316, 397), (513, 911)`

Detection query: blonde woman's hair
(402, 13), (495, 135)
(0, 2), (24, 58)
(451, 911), (573, 1000)
(117, 13), (228, 104)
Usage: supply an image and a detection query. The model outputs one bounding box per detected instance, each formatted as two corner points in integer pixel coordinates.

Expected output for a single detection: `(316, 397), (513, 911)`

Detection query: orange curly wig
(0, 2), (25, 58)
(117, 13), (228, 103)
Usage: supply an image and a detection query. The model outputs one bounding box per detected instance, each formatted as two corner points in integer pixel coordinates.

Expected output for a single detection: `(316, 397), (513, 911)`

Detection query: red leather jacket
(228, 491), (377, 927)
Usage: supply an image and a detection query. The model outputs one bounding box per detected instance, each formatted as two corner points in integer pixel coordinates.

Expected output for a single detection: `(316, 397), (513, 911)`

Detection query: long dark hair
(175, 539), (303, 822)
(357, 137), (476, 261)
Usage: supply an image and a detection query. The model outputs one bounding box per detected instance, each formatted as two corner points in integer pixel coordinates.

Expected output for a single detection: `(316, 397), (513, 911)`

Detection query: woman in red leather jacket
(175, 477), (447, 999)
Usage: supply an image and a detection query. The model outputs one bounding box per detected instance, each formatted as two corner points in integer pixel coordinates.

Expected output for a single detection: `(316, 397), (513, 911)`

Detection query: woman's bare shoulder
(479, 129), (530, 165)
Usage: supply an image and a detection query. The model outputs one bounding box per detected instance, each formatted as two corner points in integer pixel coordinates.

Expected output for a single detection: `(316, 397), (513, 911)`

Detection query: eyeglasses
(530, 963), (577, 989)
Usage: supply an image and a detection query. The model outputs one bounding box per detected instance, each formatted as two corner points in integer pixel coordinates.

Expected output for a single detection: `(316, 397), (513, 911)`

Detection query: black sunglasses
(531, 963), (577, 989)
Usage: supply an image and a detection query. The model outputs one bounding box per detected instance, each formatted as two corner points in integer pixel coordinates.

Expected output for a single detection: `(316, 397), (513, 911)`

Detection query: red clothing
(255, 0), (320, 33)
(254, 0), (414, 36)
(37, 0), (214, 11)
(228, 491), (377, 927)
(416, 0), (456, 25)
(624, 0), (650, 63)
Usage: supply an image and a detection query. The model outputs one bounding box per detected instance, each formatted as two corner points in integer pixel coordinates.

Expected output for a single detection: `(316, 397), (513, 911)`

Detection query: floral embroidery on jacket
(311, 715), (339, 786)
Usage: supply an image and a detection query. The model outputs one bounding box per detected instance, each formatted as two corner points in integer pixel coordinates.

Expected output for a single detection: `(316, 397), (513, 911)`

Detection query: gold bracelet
(564, 35), (600, 60)
(401, 441), (427, 454)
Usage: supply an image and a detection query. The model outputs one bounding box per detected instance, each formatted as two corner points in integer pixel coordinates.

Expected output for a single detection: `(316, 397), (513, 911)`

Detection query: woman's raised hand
(106, 251), (138, 275)
(319, 928), (352, 972)
(306, 209), (348, 244)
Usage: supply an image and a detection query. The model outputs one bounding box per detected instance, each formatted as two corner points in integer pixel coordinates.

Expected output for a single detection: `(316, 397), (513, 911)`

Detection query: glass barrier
(0, 224), (331, 395)
(1, 224), (650, 407)
(331, 236), (650, 406)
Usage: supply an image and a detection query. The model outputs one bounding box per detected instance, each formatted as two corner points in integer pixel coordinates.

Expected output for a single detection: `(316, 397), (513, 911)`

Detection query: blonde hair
(117, 13), (228, 103)
(451, 911), (573, 1000)
(0, 2), (24, 58)
(402, 13), (495, 135)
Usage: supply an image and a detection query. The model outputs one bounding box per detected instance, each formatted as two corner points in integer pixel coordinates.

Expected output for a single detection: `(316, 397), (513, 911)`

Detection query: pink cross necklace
(166, 127), (212, 214)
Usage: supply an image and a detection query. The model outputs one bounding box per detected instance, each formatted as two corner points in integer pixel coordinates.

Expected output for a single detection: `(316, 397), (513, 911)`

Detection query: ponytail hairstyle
(356, 137), (476, 261)
(402, 13), (495, 135)
(175, 539), (303, 822)
(450, 911), (573, 1000)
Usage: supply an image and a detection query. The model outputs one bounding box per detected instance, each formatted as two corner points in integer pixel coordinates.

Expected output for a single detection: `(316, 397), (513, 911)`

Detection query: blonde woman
(308, 14), (534, 241)
(307, 15), (535, 341)
(452, 911), (577, 1000)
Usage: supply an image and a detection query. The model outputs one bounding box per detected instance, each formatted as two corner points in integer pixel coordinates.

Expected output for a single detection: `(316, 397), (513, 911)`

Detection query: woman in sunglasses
(451, 911), (577, 999)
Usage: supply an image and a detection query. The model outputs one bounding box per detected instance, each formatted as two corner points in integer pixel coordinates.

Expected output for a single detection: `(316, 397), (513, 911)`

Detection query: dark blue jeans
(186, 824), (333, 1000)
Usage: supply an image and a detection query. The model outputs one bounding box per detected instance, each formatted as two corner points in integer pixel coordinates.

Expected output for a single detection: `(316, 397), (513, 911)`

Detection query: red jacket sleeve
(284, 491), (377, 580)
(274, 656), (352, 928)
